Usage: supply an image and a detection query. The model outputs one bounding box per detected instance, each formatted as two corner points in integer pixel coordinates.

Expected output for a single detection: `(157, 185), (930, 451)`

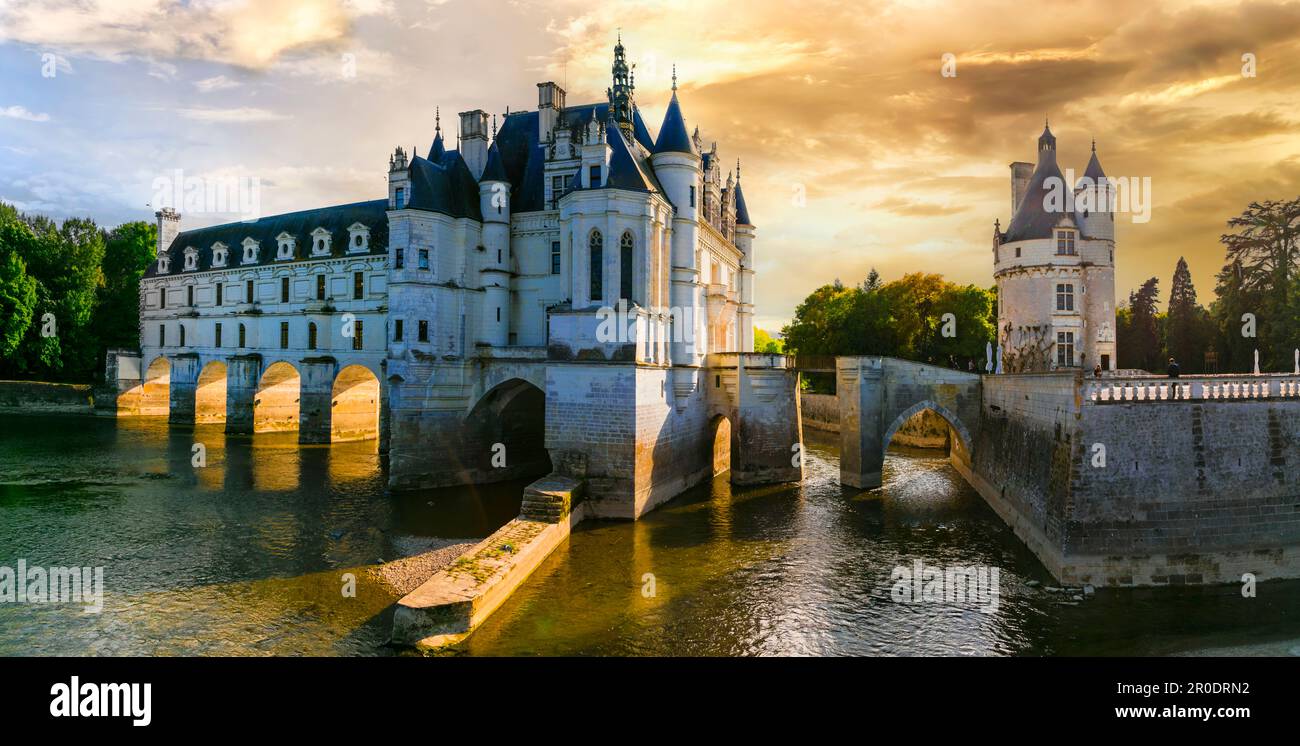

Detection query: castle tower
(651, 65), (703, 365)
(734, 160), (756, 352)
(155, 207), (181, 257)
(479, 140), (512, 347)
(995, 121), (1117, 372)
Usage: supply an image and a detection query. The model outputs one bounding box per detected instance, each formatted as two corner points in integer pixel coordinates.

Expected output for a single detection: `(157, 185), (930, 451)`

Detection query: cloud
(0, 105), (50, 122)
(172, 107), (291, 123)
(194, 75), (241, 93)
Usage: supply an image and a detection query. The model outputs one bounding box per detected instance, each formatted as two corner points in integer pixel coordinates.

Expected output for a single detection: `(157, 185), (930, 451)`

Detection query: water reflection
(2, 415), (1300, 657)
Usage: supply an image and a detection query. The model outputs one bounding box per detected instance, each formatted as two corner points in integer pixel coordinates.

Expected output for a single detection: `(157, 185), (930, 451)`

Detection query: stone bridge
(833, 356), (982, 489)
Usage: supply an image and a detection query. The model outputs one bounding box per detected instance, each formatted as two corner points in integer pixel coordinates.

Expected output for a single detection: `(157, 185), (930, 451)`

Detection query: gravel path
(368, 536), (479, 596)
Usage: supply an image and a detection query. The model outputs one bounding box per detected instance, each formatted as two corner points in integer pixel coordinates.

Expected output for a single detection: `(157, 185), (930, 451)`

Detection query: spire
(1037, 116), (1056, 154)
(429, 106), (445, 161)
(610, 33), (635, 137)
(653, 82), (694, 155)
(480, 140), (508, 183)
(734, 160), (751, 225)
(672, 63), (677, 92)
(1083, 138), (1107, 181)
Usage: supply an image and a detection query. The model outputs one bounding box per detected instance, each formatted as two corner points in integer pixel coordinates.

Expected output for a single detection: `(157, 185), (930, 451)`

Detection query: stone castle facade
(125, 38), (803, 519)
(994, 122), (1117, 372)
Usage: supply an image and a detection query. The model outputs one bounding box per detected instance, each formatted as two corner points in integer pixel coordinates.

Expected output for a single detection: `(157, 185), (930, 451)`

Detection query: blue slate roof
(406, 149), (483, 220)
(480, 141), (508, 182)
(734, 180), (752, 225)
(1002, 153), (1067, 243)
(654, 93), (694, 155)
(145, 200), (389, 278)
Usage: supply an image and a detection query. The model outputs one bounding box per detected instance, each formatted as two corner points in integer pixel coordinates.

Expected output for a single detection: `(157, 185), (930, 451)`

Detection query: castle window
(242, 238), (259, 265)
(216, 283), (223, 306)
(1056, 283), (1075, 312)
(394, 248), (404, 269)
(279, 321), (289, 349)
(551, 241), (561, 275)
(183, 247), (198, 271)
(394, 319), (403, 342)
(158, 256), (170, 274)
(395, 187), (406, 209)
(280, 277), (290, 303)
(179, 324), (186, 347)
(159, 324), (165, 346)
(419, 249), (430, 270)
(347, 223), (370, 253)
(589, 230), (604, 303)
(308, 322), (318, 350)
(215, 323), (222, 348)
(311, 228), (331, 256)
(1056, 229), (1076, 256)
(246, 279), (255, 304)
(238, 324), (246, 347)
(1056, 331), (1076, 367)
(418, 320), (429, 342)
(212, 242), (228, 267)
(352, 319), (364, 350)
(589, 165), (601, 187)
(689, 185), (696, 208)
(353, 272), (364, 300)
(159, 288), (166, 309)
(276, 232), (295, 260)
(316, 274), (326, 301)
(1015, 247), (1021, 258)
(620, 231), (634, 304)
(187, 285), (194, 306)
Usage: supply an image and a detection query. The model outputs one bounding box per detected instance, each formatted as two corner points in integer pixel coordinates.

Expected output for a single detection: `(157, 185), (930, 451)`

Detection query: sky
(2, 0), (1300, 331)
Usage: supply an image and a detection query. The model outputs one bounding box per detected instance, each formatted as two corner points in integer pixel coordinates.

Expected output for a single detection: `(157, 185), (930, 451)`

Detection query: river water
(1, 414), (1298, 656)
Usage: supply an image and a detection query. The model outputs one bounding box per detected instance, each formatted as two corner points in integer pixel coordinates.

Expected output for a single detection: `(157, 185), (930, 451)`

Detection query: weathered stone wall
(0, 381), (95, 415)
(800, 392), (838, 431)
(964, 370), (1300, 585)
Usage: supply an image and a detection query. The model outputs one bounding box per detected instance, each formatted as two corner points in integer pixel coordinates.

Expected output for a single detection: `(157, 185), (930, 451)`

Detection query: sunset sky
(3, 0), (1300, 330)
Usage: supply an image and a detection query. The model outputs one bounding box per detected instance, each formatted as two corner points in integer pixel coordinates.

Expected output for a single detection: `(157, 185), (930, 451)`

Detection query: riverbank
(0, 380), (97, 415)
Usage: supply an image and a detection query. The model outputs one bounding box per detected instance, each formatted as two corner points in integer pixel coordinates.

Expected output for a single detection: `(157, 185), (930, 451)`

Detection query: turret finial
(1091, 137), (1097, 153)
(435, 106), (441, 134)
(492, 114), (497, 139)
(736, 158), (741, 181)
(672, 64), (677, 92)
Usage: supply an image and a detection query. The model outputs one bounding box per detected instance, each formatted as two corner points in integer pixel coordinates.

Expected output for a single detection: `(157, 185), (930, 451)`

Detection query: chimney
(459, 110), (490, 179)
(537, 82), (566, 143)
(155, 208), (181, 257)
(1010, 162), (1033, 214)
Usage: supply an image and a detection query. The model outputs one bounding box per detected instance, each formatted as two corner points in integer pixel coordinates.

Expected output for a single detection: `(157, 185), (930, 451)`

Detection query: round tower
(479, 140), (512, 347)
(651, 67), (703, 364)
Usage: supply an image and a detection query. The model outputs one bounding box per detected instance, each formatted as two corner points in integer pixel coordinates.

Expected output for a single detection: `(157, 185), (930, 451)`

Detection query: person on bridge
(1093, 364), (1102, 378)
(1167, 357), (1180, 378)
(1167, 357), (1182, 399)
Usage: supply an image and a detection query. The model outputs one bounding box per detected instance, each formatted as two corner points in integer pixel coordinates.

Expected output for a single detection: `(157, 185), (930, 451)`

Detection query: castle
(124, 38), (804, 519)
(994, 122), (1117, 372)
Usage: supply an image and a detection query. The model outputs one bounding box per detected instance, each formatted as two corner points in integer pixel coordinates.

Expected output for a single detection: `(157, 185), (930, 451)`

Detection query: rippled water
(2, 414), (1298, 656)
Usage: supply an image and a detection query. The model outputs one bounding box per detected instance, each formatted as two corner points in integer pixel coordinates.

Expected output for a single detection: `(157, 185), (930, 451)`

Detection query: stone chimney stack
(459, 109), (490, 179)
(155, 207), (180, 257)
(1010, 162), (1033, 214)
(537, 82), (566, 143)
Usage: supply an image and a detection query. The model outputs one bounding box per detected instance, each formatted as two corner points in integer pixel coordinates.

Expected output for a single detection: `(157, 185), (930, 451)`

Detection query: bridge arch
(331, 364), (380, 442)
(709, 413), (732, 476)
(194, 360), (227, 423)
(140, 356), (171, 416)
(254, 361), (301, 433)
(882, 399), (973, 456)
(464, 377), (551, 482)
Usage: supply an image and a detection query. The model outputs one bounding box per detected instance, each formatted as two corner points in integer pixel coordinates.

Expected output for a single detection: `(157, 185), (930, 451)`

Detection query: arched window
(308, 322), (318, 350)
(589, 230), (603, 303)
(179, 324), (186, 347)
(619, 231), (634, 304)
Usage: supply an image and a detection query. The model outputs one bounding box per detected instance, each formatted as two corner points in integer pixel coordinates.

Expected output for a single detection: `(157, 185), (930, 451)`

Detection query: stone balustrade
(1086, 374), (1300, 403)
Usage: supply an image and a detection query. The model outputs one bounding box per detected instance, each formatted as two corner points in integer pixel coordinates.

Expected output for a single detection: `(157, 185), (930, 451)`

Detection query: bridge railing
(1085, 375), (1300, 403)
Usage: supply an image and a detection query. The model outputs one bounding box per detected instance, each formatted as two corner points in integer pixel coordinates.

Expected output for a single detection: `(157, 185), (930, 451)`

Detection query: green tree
(1219, 198), (1300, 369)
(95, 221), (156, 354)
(0, 243), (38, 358)
(753, 327), (783, 353)
(1117, 277), (1161, 371)
(1165, 257), (1212, 372)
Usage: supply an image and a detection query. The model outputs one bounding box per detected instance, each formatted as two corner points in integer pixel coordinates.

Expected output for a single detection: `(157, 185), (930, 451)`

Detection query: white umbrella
(1254, 348), (1261, 375)
(985, 342), (993, 373)
(1294, 349), (1298, 375)
(995, 345), (1004, 375)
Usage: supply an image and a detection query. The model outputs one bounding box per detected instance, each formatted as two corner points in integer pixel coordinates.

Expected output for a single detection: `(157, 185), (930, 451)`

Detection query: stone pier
(297, 357), (338, 444)
(167, 353), (201, 425)
(225, 354), (261, 434)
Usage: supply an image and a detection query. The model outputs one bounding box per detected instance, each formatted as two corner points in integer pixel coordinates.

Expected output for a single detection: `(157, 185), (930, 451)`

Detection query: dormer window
(347, 223), (370, 253)
(1055, 229), (1077, 256)
(158, 256), (171, 274)
(276, 232), (295, 261)
(183, 247), (198, 271)
(211, 242), (229, 268)
(311, 227), (331, 256)
(241, 238), (260, 265)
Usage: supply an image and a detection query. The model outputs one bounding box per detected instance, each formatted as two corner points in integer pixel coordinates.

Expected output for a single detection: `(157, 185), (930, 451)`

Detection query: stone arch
(464, 377), (550, 482)
(195, 360), (228, 423)
(331, 364), (380, 442)
(709, 413), (732, 477)
(255, 361), (301, 433)
(140, 356), (171, 416)
(882, 399), (973, 456)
